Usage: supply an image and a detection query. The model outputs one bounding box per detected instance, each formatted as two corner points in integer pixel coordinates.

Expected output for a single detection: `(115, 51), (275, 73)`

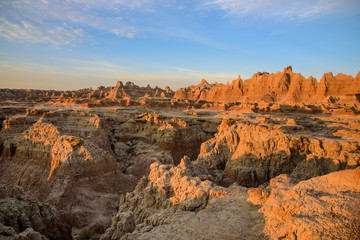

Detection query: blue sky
(0, 0), (359, 90)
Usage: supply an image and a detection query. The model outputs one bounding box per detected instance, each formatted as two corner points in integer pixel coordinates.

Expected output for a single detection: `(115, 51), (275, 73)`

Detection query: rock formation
(0, 110), (137, 235)
(0, 81), (174, 103)
(0, 67), (359, 239)
(101, 157), (264, 240)
(0, 185), (72, 240)
(197, 114), (360, 187)
(248, 167), (360, 239)
(174, 66), (360, 104)
(1, 66), (359, 106)
(0, 105), (219, 237)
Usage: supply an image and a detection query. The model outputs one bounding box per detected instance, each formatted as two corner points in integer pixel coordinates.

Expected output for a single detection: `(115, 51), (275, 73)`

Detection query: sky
(0, 0), (360, 90)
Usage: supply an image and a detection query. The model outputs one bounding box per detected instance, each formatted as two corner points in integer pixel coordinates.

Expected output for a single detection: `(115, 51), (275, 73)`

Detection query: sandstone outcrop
(174, 66), (360, 104)
(197, 113), (360, 187)
(0, 185), (72, 240)
(248, 167), (360, 239)
(0, 109), (140, 235)
(101, 157), (264, 240)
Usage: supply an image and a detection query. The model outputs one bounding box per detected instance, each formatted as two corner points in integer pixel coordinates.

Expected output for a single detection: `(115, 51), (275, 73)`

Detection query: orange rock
(174, 66), (360, 104)
(258, 168), (360, 239)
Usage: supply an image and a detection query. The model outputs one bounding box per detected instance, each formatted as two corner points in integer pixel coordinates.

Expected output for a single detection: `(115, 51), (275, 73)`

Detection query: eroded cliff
(174, 66), (360, 104)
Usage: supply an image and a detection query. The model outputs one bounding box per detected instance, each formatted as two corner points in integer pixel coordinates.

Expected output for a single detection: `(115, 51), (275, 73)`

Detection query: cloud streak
(206, 0), (360, 19)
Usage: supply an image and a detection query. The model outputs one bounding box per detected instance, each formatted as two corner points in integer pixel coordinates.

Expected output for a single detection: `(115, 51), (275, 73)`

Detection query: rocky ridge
(0, 81), (174, 104)
(174, 66), (360, 104)
(1, 67), (359, 107)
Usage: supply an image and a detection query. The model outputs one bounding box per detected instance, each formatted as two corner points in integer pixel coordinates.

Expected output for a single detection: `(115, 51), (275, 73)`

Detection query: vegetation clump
(77, 228), (93, 240)
(126, 146), (135, 154)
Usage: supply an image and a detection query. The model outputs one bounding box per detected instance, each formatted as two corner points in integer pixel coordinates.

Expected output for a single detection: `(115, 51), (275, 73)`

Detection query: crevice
(10, 143), (16, 157)
(0, 140), (3, 157)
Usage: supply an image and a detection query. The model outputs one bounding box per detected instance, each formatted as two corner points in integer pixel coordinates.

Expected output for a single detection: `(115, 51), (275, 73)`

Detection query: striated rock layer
(174, 66), (360, 104)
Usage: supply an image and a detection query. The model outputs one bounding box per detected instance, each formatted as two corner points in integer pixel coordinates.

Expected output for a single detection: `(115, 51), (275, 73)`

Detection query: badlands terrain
(0, 66), (359, 239)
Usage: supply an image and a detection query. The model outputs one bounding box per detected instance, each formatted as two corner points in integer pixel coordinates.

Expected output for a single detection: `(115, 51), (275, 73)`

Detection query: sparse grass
(126, 146), (135, 154)
(77, 228), (93, 240)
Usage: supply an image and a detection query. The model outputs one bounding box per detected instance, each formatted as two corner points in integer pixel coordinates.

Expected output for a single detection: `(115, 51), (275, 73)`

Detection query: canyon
(0, 66), (359, 239)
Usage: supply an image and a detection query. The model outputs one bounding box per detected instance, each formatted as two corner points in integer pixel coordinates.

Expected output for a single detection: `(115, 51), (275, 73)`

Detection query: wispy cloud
(0, 17), (84, 46)
(0, 0), (156, 45)
(206, 0), (360, 19)
(110, 28), (137, 39)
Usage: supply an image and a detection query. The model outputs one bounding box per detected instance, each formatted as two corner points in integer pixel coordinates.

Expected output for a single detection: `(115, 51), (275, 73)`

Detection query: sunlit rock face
(175, 66), (360, 104)
(248, 168), (360, 239)
(101, 157), (265, 240)
(196, 114), (360, 187)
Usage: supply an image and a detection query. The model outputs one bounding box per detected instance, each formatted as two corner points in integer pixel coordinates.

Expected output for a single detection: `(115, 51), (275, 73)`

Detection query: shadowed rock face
(174, 66), (360, 104)
(0, 115), (136, 235)
(0, 185), (72, 240)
